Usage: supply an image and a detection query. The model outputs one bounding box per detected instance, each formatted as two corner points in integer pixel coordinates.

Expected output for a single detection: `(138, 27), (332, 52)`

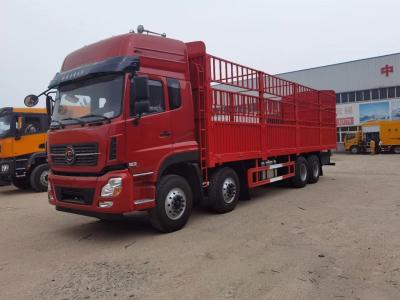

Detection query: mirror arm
(133, 113), (142, 126)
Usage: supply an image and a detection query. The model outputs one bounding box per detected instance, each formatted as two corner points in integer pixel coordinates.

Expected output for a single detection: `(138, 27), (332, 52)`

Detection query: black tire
(30, 164), (49, 192)
(13, 178), (31, 190)
(350, 146), (359, 154)
(393, 146), (400, 154)
(291, 156), (308, 188)
(149, 175), (193, 233)
(307, 155), (320, 184)
(208, 167), (240, 213)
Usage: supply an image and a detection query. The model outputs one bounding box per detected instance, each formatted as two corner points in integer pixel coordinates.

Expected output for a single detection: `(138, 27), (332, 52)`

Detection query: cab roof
(0, 107), (47, 115)
(61, 33), (189, 77)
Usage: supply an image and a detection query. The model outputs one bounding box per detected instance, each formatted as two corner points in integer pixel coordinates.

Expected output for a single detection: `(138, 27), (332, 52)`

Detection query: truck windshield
(0, 115), (11, 138)
(52, 74), (123, 123)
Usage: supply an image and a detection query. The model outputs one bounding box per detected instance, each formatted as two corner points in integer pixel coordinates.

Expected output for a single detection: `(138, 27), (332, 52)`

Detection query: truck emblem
(65, 145), (75, 165)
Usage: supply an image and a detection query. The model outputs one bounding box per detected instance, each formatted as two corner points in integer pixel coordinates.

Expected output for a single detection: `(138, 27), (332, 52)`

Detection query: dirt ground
(1, 154), (400, 300)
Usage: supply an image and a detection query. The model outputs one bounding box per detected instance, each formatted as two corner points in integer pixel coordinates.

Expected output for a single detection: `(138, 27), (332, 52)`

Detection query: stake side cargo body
(44, 33), (336, 231)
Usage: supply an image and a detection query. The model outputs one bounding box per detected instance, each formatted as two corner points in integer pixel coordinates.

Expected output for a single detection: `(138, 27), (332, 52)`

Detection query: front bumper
(0, 157), (29, 181)
(0, 159), (14, 182)
(48, 169), (156, 215)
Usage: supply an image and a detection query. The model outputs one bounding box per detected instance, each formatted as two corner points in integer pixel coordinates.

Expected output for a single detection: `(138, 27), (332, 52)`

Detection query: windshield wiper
(60, 117), (85, 126)
(50, 120), (62, 129)
(79, 114), (111, 123)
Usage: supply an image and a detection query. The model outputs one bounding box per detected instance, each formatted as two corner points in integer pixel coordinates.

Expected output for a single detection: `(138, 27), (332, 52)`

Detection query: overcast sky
(1, 0), (399, 107)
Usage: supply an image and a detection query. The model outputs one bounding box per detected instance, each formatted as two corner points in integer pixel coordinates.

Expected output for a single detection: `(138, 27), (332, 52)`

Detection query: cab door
(125, 75), (172, 175)
(13, 114), (46, 156)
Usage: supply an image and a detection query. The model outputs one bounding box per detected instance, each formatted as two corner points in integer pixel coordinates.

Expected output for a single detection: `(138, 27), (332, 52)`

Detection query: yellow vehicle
(0, 107), (49, 191)
(344, 120), (400, 154)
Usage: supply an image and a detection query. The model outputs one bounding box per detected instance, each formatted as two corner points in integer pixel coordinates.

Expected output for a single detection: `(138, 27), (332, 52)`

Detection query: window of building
(348, 92), (356, 102)
(363, 90), (371, 101)
(371, 89), (379, 100)
(356, 91), (363, 101)
(388, 87), (396, 98)
(380, 88), (388, 99)
(396, 86), (400, 98)
(341, 93), (348, 103)
(167, 78), (181, 110)
(336, 94), (341, 104)
(340, 132), (347, 143)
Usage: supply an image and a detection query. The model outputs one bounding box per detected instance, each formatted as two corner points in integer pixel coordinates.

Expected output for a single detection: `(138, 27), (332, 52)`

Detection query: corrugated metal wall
(277, 53), (400, 93)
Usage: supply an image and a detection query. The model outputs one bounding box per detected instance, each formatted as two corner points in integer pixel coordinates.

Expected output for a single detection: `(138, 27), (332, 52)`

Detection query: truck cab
(24, 33), (198, 230)
(0, 107), (49, 191)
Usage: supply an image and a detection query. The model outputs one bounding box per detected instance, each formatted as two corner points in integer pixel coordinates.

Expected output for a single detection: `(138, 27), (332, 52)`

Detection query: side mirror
(46, 95), (54, 117)
(133, 76), (149, 101)
(134, 100), (150, 115)
(24, 95), (39, 107)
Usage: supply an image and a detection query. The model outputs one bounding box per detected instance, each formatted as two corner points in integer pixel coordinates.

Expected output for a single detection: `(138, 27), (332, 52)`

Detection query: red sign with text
(337, 117), (354, 126)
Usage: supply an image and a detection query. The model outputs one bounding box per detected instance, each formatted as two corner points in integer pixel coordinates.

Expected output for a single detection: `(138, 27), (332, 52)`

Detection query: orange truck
(0, 107), (49, 191)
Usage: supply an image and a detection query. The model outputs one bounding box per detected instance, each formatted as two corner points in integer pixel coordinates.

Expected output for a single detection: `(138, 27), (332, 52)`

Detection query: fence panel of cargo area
(207, 55), (336, 166)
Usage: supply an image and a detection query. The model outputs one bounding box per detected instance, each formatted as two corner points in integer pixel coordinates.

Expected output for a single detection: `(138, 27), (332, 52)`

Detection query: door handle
(159, 131), (171, 137)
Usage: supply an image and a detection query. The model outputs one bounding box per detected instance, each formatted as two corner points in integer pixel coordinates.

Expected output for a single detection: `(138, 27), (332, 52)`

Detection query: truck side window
(23, 116), (43, 135)
(167, 78), (181, 110)
(146, 80), (165, 115)
(131, 79), (165, 116)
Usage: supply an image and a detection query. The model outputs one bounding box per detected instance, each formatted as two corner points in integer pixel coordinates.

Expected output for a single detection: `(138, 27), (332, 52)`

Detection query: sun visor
(48, 56), (140, 88)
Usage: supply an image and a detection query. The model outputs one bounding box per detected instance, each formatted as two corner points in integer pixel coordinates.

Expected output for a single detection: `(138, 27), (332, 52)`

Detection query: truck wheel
(350, 146), (359, 154)
(13, 178), (31, 190)
(291, 156), (308, 188)
(30, 164), (49, 192)
(149, 175), (193, 233)
(307, 155), (320, 184)
(394, 146), (400, 154)
(208, 167), (240, 213)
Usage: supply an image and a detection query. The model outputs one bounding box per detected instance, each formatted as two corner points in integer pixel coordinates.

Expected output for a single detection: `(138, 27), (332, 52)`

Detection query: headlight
(101, 177), (122, 197)
(48, 181), (54, 201)
(1, 164), (10, 173)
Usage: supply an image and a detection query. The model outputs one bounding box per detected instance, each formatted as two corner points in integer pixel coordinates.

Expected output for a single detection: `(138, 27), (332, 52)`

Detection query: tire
(350, 146), (359, 154)
(307, 155), (320, 184)
(13, 178), (31, 190)
(291, 156), (308, 188)
(30, 164), (49, 192)
(149, 175), (193, 233)
(208, 167), (240, 214)
(394, 146), (400, 154)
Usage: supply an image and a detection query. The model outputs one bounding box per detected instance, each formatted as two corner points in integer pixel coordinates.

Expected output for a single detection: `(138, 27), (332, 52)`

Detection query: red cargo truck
(25, 28), (336, 232)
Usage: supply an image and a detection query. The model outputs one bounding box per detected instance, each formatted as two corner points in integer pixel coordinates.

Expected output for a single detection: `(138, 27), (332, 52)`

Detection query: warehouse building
(277, 53), (400, 151)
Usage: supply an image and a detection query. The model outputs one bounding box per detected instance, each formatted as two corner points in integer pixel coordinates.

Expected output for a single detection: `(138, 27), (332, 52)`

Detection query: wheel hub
(165, 188), (186, 220)
(222, 178), (237, 204)
(40, 170), (49, 187)
(312, 162), (319, 177)
(299, 164), (307, 182)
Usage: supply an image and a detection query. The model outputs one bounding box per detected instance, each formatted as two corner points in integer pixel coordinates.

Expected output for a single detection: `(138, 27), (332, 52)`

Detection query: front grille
(50, 143), (98, 166)
(15, 158), (28, 170)
(55, 186), (95, 205)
